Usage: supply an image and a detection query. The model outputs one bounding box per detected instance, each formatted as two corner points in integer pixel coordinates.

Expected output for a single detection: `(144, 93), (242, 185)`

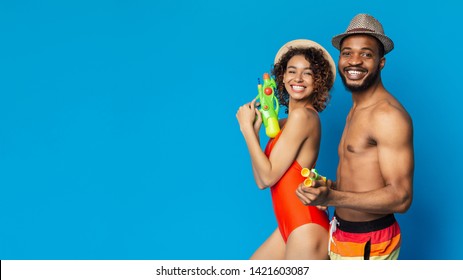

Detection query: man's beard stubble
(339, 64), (381, 93)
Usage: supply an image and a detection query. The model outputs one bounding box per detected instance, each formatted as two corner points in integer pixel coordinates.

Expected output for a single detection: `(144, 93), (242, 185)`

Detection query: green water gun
(256, 73), (280, 138)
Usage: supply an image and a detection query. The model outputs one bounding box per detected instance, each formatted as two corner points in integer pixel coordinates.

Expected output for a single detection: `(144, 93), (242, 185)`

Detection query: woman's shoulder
(283, 107), (320, 133)
(288, 107), (319, 122)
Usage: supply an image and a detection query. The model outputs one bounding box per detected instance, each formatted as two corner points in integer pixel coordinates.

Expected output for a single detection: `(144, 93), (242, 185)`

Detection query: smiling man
(296, 14), (414, 260)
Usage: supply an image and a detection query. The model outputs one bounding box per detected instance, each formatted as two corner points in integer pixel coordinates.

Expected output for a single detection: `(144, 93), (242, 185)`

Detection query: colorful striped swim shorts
(328, 213), (401, 260)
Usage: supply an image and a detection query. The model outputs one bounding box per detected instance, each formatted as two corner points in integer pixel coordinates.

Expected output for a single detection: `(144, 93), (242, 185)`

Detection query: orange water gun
(301, 168), (326, 187)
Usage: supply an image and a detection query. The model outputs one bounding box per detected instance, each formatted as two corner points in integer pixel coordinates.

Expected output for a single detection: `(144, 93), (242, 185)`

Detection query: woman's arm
(237, 101), (316, 189)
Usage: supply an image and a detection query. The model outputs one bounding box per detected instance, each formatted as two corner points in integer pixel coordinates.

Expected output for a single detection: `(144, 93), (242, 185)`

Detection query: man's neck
(351, 80), (387, 109)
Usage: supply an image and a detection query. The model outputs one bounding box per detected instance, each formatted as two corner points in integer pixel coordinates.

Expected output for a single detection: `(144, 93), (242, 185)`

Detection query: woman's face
(283, 55), (314, 100)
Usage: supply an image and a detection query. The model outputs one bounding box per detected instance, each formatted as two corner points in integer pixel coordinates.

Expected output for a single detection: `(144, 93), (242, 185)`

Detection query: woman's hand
(236, 99), (261, 136)
(253, 101), (262, 136)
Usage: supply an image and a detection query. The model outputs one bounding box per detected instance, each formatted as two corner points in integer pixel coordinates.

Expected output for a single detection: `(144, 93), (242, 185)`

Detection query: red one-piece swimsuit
(264, 130), (330, 242)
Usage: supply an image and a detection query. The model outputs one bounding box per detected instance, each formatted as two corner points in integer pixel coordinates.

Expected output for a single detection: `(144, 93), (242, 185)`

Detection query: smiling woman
(236, 39), (335, 260)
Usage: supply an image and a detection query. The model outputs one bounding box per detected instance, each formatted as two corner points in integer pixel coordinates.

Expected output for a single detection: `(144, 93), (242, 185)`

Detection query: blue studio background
(1, 0), (462, 260)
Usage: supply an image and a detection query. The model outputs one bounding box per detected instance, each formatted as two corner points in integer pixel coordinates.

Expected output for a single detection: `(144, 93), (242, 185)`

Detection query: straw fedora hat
(332, 14), (394, 54)
(274, 39), (337, 81)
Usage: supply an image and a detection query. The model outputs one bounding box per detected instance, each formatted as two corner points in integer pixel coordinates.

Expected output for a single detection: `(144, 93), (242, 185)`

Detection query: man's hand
(296, 178), (335, 211)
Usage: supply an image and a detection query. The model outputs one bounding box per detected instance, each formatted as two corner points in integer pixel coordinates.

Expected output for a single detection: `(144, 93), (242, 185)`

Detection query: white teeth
(292, 86), (305, 90)
(348, 70), (363, 75)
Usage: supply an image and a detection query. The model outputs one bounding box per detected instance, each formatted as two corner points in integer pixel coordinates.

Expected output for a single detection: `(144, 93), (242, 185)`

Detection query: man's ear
(380, 57), (386, 70)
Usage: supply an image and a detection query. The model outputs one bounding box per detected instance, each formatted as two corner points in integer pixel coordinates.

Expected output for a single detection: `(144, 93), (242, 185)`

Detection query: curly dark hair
(271, 47), (334, 113)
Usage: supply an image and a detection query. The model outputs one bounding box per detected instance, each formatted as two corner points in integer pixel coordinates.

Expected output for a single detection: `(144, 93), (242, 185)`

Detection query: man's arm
(369, 105), (414, 213)
(297, 105), (414, 214)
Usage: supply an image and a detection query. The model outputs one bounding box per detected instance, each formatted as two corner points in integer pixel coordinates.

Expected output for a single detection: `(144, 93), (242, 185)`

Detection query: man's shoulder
(370, 98), (413, 141)
(366, 94), (411, 124)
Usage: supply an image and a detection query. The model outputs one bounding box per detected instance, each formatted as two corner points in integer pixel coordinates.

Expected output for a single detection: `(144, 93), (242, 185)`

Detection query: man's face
(338, 35), (385, 93)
